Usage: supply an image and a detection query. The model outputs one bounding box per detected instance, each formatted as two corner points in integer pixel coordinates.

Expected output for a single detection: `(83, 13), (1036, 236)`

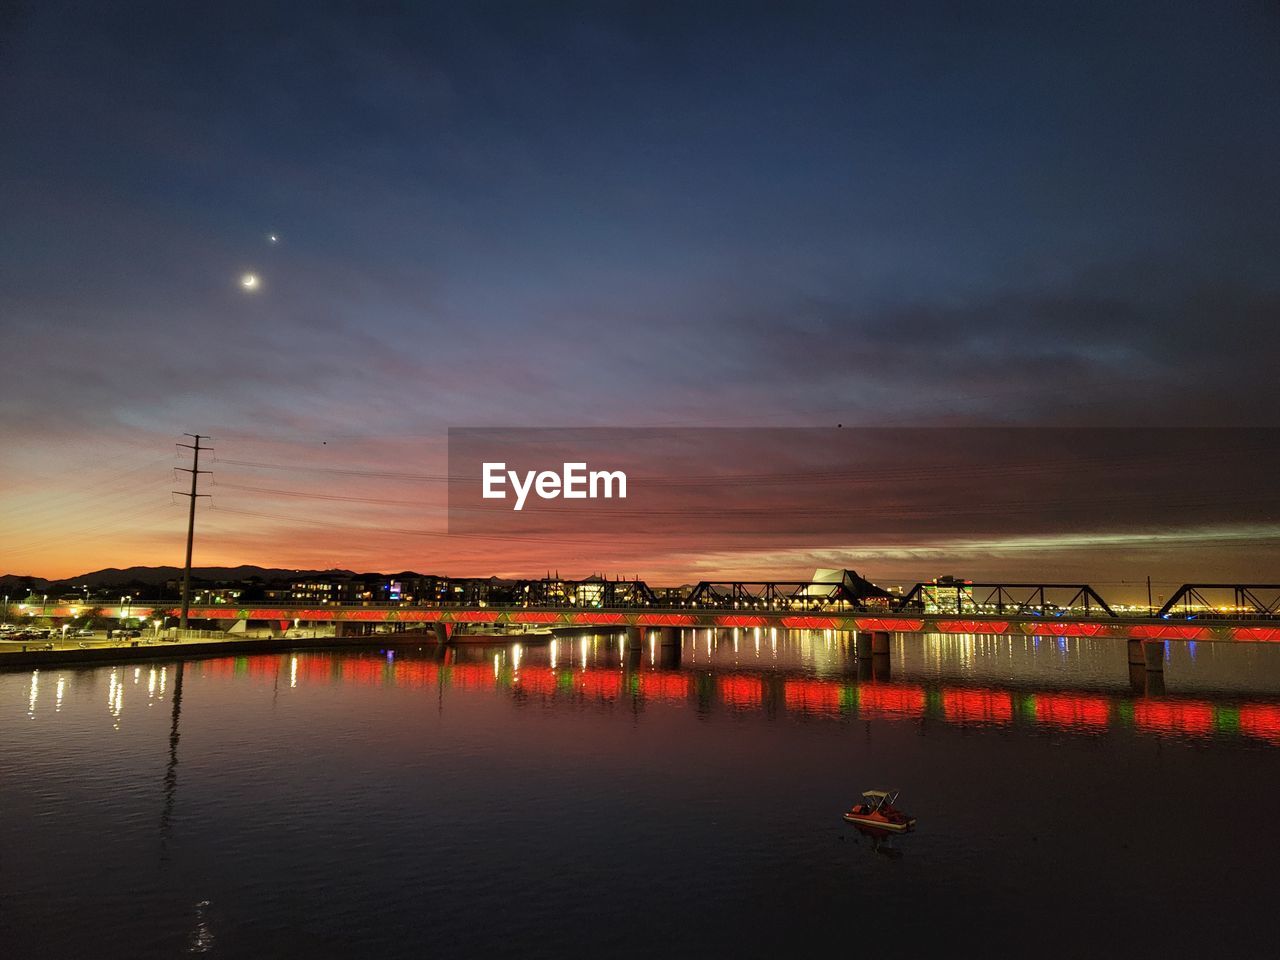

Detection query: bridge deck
(13, 602), (1279, 643)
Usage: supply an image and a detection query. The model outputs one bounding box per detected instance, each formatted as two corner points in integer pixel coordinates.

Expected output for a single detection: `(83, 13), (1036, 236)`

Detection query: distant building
(190, 587), (243, 605)
(290, 577), (360, 604)
(810, 568), (896, 608)
(919, 576), (974, 613)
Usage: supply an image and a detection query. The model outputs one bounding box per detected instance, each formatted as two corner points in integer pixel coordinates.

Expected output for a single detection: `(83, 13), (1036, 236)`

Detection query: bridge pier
(431, 622), (453, 644)
(855, 631), (891, 655)
(1128, 661), (1145, 694)
(1130, 638), (1166, 671)
(1129, 660), (1166, 697)
(1145, 666), (1165, 697)
(654, 629), (682, 669)
(855, 630), (892, 679)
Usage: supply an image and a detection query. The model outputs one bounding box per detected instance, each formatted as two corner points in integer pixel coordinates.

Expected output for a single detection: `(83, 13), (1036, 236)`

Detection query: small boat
(843, 790), (916, 832)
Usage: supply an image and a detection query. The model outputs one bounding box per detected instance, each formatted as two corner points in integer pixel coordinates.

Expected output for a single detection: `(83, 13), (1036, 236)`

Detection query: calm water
(4, 631), (1280, 958)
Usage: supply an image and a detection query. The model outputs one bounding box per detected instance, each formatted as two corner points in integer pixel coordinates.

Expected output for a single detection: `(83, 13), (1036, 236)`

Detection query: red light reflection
(1133, 700), (1214, 736)
(858, 684), (926, 718)
(1034, 693), (1109, 728)
(942, 688), (1013, 723)
(719, 675), (763, 708)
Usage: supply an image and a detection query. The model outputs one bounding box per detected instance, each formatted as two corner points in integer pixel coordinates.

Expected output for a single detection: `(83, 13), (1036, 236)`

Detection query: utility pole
(175, 434), (211, 630)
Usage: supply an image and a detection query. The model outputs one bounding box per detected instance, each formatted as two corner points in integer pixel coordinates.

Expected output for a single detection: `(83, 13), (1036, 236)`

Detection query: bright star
(268, 234), (278, 243)
(240, 273), (260, 291)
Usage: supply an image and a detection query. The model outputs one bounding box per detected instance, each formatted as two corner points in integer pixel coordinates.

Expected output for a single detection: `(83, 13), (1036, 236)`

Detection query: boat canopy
(861, 789), (901, 808)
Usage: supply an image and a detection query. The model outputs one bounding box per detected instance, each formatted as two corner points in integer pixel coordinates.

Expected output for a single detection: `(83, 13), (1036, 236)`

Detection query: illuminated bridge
(14, 577), (1280, 644)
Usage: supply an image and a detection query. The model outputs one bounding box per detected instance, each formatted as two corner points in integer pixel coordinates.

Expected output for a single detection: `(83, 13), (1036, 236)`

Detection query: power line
(212, 457), (455, 482)
(211, 479), (433, 508)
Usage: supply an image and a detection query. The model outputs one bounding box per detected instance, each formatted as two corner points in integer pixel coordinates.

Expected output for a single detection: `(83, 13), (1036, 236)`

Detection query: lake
(3, 630), (1280, 957)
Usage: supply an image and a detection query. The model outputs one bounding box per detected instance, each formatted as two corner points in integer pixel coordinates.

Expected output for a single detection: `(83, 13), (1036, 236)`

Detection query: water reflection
(850, 824), (905, 860)
(160, 661), (185, 853)
(5, 631), (1280, 958)
(14, 632), (1280, 747)
(106, 667), (123, 729)
(24, 634), (1274, 747)
(187, 899), (214, 954)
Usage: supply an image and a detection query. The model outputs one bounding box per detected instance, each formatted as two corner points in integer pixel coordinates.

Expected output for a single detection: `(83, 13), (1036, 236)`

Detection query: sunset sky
(2, 2), (1278, 590)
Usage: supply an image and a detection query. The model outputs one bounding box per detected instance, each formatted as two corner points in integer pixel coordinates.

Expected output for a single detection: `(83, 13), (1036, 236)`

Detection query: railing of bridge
(685, 580), (852, 609)
(1156, 585), (1280, 620)
(894, 583), (1117, 618)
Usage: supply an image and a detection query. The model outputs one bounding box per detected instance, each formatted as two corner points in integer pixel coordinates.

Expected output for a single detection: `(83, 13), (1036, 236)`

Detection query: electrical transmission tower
(174, 434), (211, 629)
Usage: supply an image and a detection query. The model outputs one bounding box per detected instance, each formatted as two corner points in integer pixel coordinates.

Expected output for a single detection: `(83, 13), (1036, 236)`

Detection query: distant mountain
(0, 565), (431, 591)
(59, 566), (345, 587)
(0, 574), (54, 591)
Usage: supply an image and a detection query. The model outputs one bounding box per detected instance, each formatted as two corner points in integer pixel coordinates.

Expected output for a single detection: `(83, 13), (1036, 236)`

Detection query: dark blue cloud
(1, 1), (1278, 575)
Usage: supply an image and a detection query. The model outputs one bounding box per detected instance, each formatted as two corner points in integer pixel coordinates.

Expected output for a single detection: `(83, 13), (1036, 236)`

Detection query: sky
(1, 1), (1278, 590)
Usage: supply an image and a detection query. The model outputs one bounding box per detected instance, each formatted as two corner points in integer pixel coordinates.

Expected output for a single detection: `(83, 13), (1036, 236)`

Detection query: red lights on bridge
(1128, 624), (1213, 641)
(451, 611), (502, 623)
(779, 616), (841, 630)
(43, 601), (1280, 651)
(569, 612), (626, 625)
(1231, 627), (1280, 643)
(855, 617), (925, 633)
(511, 612), (562, 624)
(634, 613), (698, 627)
(1023, 622), (1113, 638)
(712, 615), (770, 628)
(938, 620), (1010, 635)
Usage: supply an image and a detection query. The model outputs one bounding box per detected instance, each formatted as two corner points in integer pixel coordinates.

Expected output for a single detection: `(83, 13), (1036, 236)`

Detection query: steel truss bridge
(13, 579), (1280, 643)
